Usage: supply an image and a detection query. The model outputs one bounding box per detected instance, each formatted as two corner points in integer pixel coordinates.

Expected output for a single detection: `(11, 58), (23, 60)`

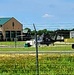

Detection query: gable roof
(0, 18), (11, 25)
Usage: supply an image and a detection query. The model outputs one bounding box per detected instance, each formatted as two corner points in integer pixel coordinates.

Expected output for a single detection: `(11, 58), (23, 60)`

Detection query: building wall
(2, 17), (23, 40)
(0, 27), (2, 31)
(70, 31), (74, 38)
(0, 27), (3, 40)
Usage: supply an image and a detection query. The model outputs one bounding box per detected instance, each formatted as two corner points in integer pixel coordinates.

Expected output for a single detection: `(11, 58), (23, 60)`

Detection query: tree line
(24, 28), (74, 38)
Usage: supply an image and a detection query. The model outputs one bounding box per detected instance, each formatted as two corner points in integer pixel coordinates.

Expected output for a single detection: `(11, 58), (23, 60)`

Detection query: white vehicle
(26, 39), (35, 46)
(26, 38), (42, 47)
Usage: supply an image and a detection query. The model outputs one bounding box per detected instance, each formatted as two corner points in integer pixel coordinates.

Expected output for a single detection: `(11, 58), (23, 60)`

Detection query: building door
(5, 31), (10, 41)
(11, 31), (16, 41)
(17, 31), (21, 40)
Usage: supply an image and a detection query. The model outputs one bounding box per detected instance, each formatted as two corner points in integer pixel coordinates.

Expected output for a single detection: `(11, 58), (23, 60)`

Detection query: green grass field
(0, 40), (73, 51)
(0, 38), (74, 45)
(0, 38), (74, 51)
(0, 44), (73, 51)
(64, 38), (74, 43)
(0, 39), (74, 75)
(0, 41), (25, 45)
(0, 54), (74, 75)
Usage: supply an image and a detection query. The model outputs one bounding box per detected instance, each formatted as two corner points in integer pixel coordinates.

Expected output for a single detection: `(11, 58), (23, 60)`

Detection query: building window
(5, 31), (10, 38)
(0, 25), (2, 27)
(17, 31), (21, 35)
(12, 22), (14, 28)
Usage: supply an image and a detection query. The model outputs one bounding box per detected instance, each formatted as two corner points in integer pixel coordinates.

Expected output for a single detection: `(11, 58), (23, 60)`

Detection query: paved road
(0, 51), (74, 54)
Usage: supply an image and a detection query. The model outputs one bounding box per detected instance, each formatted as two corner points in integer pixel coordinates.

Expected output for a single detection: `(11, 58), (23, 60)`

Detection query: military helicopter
(25, 32), (64, 47)
(37, 32), (64, 46)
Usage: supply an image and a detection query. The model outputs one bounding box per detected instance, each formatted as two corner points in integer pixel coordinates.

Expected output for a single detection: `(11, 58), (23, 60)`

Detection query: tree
(71, 28), (74, 30)
(31, 30), (35, 35)
(24, 28), (31, 32)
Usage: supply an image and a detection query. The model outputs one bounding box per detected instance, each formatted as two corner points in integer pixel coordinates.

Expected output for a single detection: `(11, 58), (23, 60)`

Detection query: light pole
(33, 24), (39, 75)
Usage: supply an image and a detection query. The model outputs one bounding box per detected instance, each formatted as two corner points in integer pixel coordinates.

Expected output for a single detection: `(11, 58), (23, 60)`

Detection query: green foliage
(37, 29), (53, 36)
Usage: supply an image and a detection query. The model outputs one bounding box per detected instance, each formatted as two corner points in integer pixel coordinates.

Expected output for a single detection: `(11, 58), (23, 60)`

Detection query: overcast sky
(0, 0), (74, 30)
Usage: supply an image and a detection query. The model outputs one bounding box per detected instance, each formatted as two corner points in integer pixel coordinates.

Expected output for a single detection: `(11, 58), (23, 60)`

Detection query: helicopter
(36, 32), (64, 46)
(25, 32), (64, 47)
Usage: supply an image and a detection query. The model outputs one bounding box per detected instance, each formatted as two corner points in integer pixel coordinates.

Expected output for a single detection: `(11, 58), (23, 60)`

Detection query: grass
(0, 40), (73, 51)
(0, 54), (74, 75)
(64, 38), (74, 43)
(0, 44), (73, 51)
(0, 41), (25, 45)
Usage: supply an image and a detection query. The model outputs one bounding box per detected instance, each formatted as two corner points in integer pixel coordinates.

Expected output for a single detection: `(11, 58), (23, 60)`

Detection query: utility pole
(33, 24), (39, 75)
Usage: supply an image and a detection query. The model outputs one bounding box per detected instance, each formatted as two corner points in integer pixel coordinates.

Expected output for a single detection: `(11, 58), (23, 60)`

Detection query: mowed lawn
(0, 38), (74, 51)
(0, 45), (73, 51)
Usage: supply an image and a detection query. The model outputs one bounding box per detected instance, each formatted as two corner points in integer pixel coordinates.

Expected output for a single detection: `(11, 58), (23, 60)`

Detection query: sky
(0, 0), (74, 30)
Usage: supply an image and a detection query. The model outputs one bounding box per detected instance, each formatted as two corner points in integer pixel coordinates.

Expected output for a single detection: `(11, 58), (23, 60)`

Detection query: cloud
(42, 14), (54, 18)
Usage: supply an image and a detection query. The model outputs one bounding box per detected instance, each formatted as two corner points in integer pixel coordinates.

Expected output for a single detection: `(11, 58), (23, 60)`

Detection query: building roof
(23, 29), (29, 33)
(0, 18), (11, 25)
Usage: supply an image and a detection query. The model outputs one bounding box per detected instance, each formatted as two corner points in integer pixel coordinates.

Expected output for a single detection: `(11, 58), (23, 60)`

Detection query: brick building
(0, 17), (22, 41)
